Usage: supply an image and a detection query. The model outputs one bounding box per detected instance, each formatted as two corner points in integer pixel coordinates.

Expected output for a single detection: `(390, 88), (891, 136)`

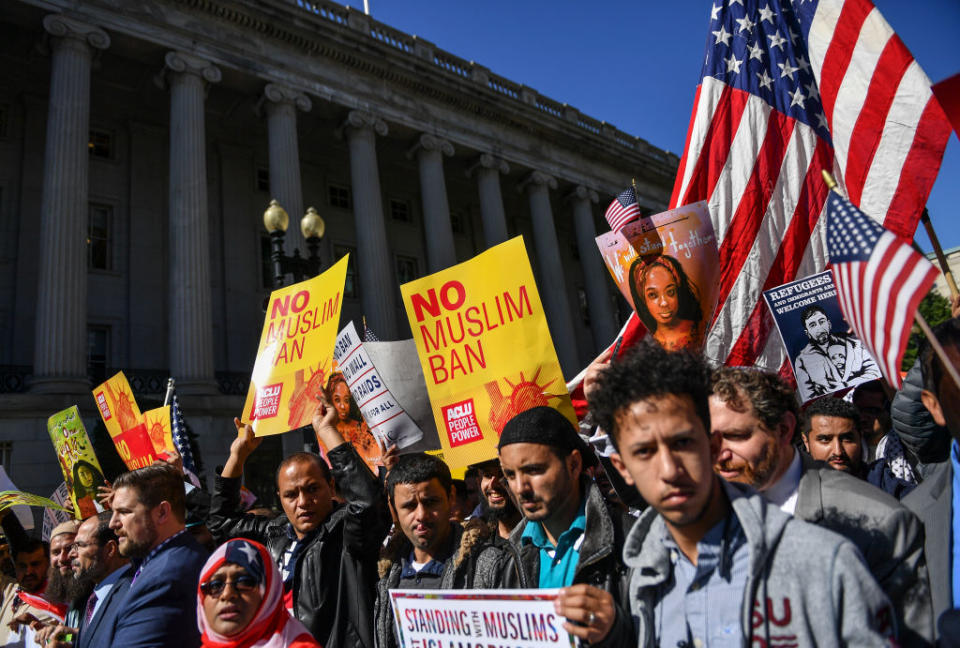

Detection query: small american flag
(362, 316), (379, 342)
(827, 191), (938, 388)
(603, 187), (641, 232)
(170, 386), (198, 475)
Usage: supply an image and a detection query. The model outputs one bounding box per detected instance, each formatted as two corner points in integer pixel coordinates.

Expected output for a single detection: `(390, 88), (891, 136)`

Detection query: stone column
(261, 83), (311, 255)
(467, 154), (510, 248)
(521, 172), (579, 376)
(161, 51), (220, 394)
(343, 110), (398, 339)
(408, 134), (455, 272)
(31, 15), (110, 393)
(569, 186), (618, 350)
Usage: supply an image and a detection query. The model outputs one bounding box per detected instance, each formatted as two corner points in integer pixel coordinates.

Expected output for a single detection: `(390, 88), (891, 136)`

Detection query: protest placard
(48, 406), (106, 519)
(595, 200), (720, 351)
(0, 467), (34, 530)
(0, 491), (70, 515)
(763, 271), (882, 402)
(332, 321), (423, 461)
(92, 371), (158, 470)
(244, 255), (349, 436)
(142, 406), (175, 456)
(41, 483), (72, 542)
(400, 237), (576, 469)
(389, 589), (574, 648)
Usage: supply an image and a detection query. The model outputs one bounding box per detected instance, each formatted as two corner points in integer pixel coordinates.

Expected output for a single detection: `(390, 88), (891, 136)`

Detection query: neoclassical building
(0, 0), (677, 503)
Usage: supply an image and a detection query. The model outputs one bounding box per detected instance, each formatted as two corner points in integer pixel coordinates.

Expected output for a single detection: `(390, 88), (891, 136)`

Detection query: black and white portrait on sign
(763, 272), (882, 403)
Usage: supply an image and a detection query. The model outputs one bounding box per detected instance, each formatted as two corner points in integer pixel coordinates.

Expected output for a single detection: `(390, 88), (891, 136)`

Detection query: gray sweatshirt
(623, 480), (896, 647)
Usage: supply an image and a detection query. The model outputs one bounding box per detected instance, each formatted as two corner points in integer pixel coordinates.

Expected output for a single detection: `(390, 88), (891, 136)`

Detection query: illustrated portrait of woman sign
(628, 254), (705, 351)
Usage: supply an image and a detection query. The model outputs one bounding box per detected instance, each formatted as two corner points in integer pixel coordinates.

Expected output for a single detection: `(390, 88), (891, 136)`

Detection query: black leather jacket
(208, 443), (387, 648)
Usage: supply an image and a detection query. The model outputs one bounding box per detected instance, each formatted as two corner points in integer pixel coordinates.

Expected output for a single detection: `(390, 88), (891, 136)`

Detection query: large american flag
(827, 190), (938, 387)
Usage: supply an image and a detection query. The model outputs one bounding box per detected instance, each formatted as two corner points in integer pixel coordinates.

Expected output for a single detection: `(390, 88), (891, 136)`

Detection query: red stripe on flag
(679, 86), (750, 206)
(883, 98), (952, 238)
(670, 84), (704, 209)
(817, 0), (873, 126)
(865, 241), (902, 352)
(712, 110), (796, 325)
(724, 139), (832, 365)
(845, 35), (913, 206)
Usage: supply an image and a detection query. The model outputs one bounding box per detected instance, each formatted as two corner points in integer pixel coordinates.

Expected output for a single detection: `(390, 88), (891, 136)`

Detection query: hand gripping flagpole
(822, 170), (960, 393)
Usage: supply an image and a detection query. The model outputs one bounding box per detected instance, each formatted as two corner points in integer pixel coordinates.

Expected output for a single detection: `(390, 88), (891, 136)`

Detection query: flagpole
(822, 170), (960, 393)
(163, 378), (175, 407)
(920, 208), (960, 301)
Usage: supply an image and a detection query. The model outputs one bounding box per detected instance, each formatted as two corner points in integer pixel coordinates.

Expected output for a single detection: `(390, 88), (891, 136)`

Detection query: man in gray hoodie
(588, 340), (896, 647)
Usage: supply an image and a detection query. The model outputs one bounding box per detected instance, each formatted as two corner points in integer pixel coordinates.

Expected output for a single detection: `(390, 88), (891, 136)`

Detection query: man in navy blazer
(94, 463), (208, 648)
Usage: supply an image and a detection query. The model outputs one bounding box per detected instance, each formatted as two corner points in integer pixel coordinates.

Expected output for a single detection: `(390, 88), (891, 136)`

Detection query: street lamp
(262, 199), (326, 288)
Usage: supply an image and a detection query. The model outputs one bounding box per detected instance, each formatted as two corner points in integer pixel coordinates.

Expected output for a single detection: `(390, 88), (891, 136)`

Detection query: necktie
(84, 592), (98, 628)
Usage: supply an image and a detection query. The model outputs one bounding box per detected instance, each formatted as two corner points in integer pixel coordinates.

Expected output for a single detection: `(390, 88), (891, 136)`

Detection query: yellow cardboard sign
(143, 406), (175, 455)
(47, 406), (105, 520)
(92, 372), (142, 439)
(400, 237), (576, 469)
(243, 255), (349, 436)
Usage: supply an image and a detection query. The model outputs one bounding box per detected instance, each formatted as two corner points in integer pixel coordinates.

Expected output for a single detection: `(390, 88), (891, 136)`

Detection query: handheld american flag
(603, 187), (641, 233)
(169, 385), (198, 476)
(826, 188), (938, 388)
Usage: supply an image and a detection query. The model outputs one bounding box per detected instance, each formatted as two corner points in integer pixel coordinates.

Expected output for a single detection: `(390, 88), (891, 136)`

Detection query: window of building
(260, 235), (274, 289)
(88, 203), (112, 270)
(88, 130), (113, 160)
(256, 167), (270, 192)
(396, 255), (419, 284)
(577, 287), (591, 326)
(328, 184), (352, 209)
(0, 104), (9, 139)
(390, 199), (410, 223)
(334, 244), (358, 298)
(0, 441), (10, 474)
(87, 326), (110, 385)
(451, 211), (469, 235)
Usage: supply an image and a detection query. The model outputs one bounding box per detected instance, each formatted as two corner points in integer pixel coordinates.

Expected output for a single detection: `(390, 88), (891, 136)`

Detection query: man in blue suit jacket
(94, 464), (208, 648)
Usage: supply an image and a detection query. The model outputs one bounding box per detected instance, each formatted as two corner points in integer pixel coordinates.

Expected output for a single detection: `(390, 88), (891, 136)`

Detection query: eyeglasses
(200, 575), (259, 597)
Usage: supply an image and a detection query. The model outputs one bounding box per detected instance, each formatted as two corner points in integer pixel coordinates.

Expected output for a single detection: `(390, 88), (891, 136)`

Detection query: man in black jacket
(497, 407), (633, 647)
(208, 397), (387, 648)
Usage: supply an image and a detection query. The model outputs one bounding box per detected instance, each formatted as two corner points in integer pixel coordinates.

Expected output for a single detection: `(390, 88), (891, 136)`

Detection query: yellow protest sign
(400, 236), (576, 469)
(143, 406), (175, 456)
(92, 371), (158, 470)
(47, 406), (105, 519)
(243, 255), (349, 436)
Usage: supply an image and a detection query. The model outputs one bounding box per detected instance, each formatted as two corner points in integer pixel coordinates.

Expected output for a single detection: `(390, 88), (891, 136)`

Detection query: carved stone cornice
(466, 153), (510, 178)
(518, 170), (557, 193)
(406, 133), (453, 160)
(154, 51), (222, 90)
(42, 14), (110, 50)
(339, 110), (388, 137)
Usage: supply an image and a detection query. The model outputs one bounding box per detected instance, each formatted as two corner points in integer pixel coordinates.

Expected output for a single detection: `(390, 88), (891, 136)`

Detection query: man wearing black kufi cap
(497, 406), (633, 646)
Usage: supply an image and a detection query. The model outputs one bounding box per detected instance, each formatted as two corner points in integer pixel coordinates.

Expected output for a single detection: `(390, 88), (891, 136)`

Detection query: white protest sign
(389, 589), (575, 648)
(0, 466), (34, 530)
(334, 322), (423, 450)
(41, 483), (73, 542)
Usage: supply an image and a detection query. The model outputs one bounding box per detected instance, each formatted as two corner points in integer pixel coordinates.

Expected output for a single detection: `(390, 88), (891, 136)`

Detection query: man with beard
(93, 463), (207, 648)
(801, 397), (865, 474)
(710, 366), (933, 645)
(471, 459), (521, 539)
(588, 340), (895, 646)
(497, 407), (633, 647)
(43, 521), (80, 607)
(34, 512), (131, 648)
(0, 538), (63, 647)
(374, 453), (508, 648)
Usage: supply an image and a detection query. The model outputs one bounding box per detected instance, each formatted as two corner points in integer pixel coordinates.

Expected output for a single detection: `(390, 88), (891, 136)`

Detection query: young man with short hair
(472, 458), (521, 539)
(589, 340), (895, 646)
(374, 453), (506, 648)
(801, 396), (864, 474)
(497, 406), (633, 647)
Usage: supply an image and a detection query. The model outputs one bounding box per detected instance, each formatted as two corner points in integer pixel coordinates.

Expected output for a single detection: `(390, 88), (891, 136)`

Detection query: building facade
(0, 0), (677, 504)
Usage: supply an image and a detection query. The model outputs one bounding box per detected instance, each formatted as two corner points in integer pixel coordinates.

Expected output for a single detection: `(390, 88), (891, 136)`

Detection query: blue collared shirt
(655, 512), (750, 648)
(89, 564), (128, 622)
(521, 497), (587, 589)
(951, 439), (960, 607)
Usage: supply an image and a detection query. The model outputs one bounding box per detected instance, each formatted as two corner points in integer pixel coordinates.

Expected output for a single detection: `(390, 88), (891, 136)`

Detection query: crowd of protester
(2, 317), (960, 647)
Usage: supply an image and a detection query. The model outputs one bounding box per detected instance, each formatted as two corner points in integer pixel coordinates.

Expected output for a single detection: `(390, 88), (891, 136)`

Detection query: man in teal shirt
(497, 407), (634, 646)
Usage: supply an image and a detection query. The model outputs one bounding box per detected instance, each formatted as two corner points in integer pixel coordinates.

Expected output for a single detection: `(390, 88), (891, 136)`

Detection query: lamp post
(262, 199), (326, 288)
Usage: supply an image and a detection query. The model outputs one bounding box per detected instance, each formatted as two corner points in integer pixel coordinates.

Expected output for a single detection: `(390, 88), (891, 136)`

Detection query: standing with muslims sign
(400, 237), (576, 469)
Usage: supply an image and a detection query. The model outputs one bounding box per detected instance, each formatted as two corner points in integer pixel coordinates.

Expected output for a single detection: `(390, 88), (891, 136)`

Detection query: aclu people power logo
(442, 399), (482, 447)
(249, 383), (283, 420)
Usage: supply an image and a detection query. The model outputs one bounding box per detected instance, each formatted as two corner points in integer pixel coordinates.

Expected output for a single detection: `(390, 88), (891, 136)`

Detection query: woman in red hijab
(197, 538), (320, 648)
